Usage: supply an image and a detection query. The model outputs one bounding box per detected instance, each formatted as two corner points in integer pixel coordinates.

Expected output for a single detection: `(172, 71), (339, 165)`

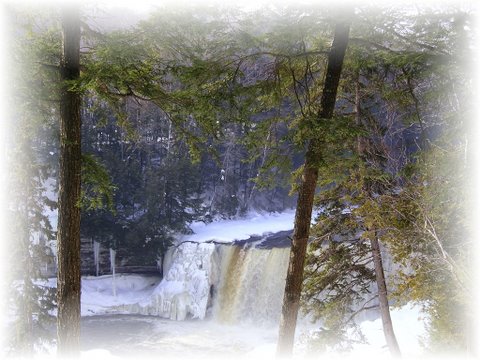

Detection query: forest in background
(2, 1), (477, 358)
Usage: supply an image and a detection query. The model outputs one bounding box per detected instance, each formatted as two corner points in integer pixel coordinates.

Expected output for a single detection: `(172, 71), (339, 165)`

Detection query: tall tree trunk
(370, 236), (402, 357)
(355, 74), (401, 357)
(57, 4), (82, 357)
(276, 19), (351, 357)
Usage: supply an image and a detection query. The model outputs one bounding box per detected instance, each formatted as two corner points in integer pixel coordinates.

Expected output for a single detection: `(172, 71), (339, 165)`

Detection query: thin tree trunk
(355, 73), (401, 357)
(276, 19), (351, 357)
(56, 4), (82, 357)
(370, 236), (401, 357)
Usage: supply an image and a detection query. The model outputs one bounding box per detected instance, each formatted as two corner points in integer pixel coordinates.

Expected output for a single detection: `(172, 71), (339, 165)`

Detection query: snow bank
(81, 274), (161, 316)
(295, 304), (427, 359)
(356, 304), (426, 358)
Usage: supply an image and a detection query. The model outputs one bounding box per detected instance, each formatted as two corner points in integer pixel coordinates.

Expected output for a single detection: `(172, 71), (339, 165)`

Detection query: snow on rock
(181, 209), (296, 243)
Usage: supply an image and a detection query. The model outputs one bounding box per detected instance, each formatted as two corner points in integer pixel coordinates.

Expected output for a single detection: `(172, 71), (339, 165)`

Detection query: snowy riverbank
(71, 274), (426, 359)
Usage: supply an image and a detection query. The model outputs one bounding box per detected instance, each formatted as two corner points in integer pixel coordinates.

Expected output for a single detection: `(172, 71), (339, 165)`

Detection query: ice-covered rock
(129, 242), (219, 320)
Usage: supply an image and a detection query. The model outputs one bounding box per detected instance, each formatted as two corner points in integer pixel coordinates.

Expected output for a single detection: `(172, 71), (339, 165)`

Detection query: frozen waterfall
(117, 238), (290, 324)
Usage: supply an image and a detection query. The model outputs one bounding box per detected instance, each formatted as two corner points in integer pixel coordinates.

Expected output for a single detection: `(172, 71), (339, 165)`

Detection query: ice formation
(121, 242), (219, 320)
(93, 241), (100, 277)
(110, 248), (117, 297)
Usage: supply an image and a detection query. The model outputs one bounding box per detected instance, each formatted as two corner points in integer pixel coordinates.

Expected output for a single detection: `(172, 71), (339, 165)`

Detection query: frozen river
(78, 305), (426, 359)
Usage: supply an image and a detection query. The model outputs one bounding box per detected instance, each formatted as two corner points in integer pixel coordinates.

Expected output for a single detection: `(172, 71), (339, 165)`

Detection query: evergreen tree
(277, 12), (352, 356)
(301, 3), (476, 354)
(4, 3), (60, 354)
(80, 98), (206, 269)
(5, 138), (57, 355)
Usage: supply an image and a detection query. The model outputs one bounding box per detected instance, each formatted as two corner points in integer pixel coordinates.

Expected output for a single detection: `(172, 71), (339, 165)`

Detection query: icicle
(93, 241), (100, 277)
(110, 248), (116, 297)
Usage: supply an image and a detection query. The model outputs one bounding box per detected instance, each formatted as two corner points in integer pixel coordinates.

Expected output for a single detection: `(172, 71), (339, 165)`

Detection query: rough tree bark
(276, 19), (351, 357)
(56, 4), (82, 357)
